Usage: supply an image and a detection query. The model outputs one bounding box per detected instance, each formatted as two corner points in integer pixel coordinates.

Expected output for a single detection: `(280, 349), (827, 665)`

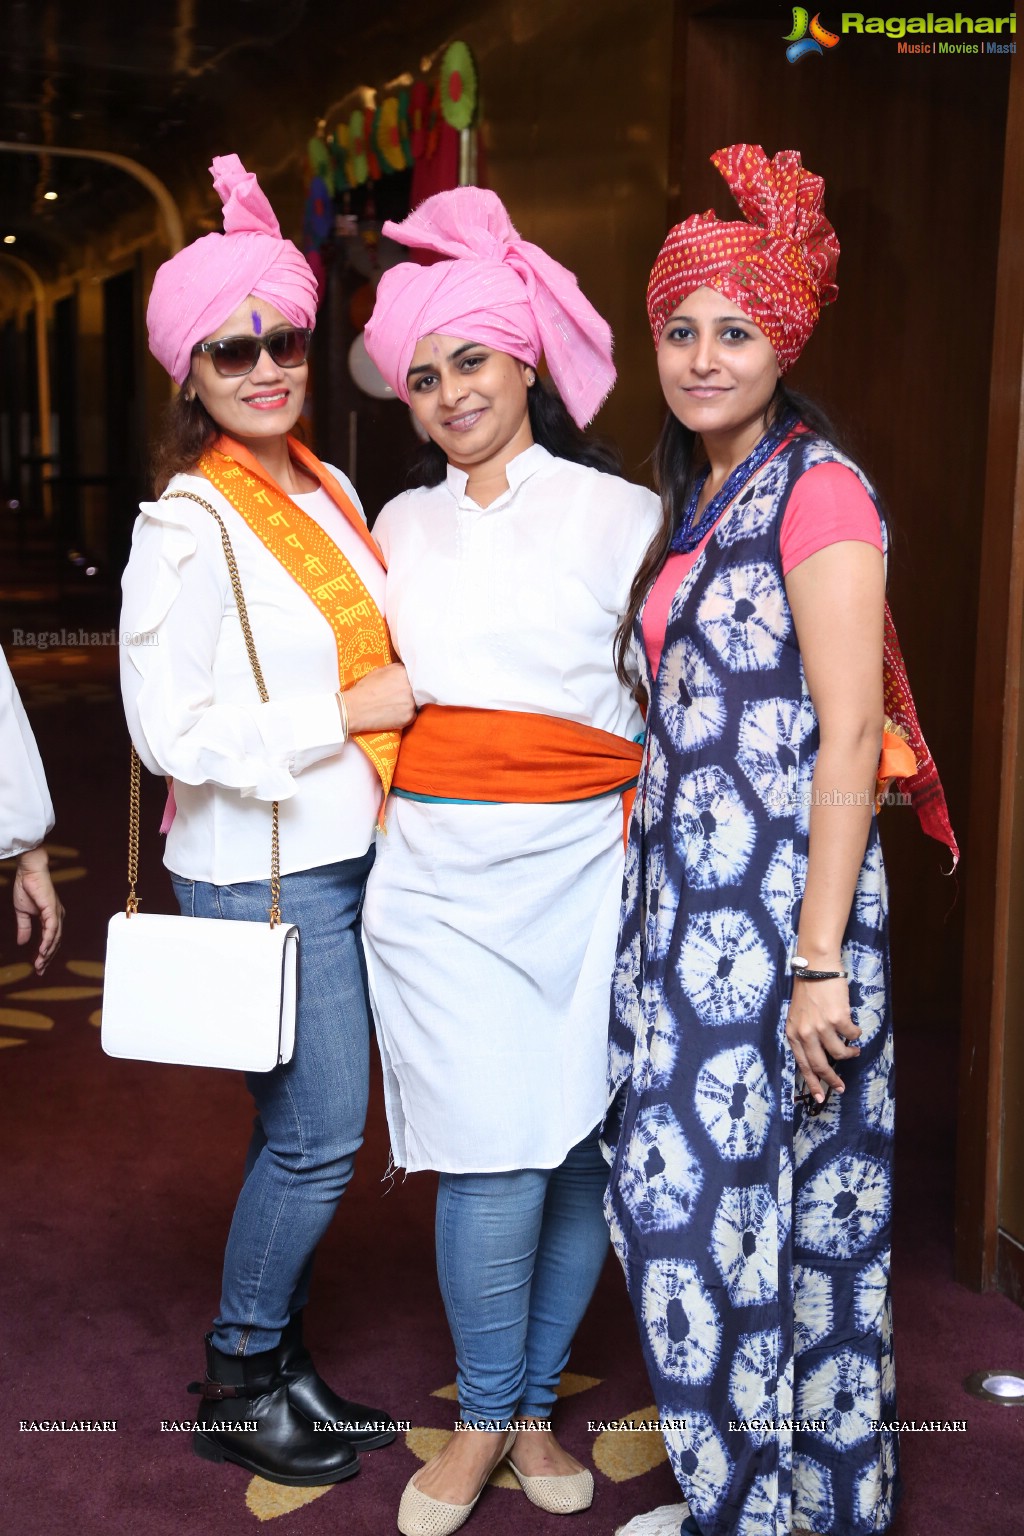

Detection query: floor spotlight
(963, 1369), (1024, 1405)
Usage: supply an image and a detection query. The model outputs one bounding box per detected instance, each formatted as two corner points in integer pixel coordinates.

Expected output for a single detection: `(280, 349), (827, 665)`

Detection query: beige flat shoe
(505, 1456), (595, 1514)
(397, 1477), (481, 1536)
(397, 1431), (515, 1536)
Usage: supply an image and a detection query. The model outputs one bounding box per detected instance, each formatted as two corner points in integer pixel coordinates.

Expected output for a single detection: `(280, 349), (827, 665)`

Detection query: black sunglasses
(192, 326), (312, 377)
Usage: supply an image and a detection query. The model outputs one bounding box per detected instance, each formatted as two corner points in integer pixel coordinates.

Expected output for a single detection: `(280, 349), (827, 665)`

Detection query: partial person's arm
(12, 847), (63, 973)
(0, 645), (53, 856)
(784, 537), (885, 1103)
(0, 647), (64, 970)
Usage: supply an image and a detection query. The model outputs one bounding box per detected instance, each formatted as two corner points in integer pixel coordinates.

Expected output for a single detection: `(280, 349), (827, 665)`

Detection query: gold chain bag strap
(125, 490), (282, 925)
(102, 489), (299, 1072)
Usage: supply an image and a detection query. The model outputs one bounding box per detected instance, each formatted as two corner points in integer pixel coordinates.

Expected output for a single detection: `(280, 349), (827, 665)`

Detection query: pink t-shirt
(642, 460), (883, 677)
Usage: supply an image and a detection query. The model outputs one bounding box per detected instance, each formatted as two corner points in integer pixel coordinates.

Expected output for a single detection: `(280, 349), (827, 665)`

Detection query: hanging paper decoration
(348, 108), (369, 186)
(305, 247), (326, 305)
(307, 136), (334, 195)
(307, 40), (478, 204)
(332, 123), (352, 191)
(363, 106), (383, 181)
(397, 88), (412, 165)
(377, 92), (412, 172)
(408, 79), (430, 160)
(303, 176), (333, 248)
(440, 41), (477, 131)
(377, 97), (403, 172)
(425, 82), (443, 161)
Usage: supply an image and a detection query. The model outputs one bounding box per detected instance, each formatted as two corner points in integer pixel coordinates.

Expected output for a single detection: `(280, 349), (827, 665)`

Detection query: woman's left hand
(785, 976), (861, 1105)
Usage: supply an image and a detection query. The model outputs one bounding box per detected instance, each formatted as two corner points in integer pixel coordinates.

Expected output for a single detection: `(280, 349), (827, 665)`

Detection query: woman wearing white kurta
(361, 188), (661, 1536)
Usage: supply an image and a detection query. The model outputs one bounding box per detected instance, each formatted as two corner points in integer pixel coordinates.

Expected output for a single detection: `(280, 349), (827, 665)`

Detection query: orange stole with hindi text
(199, 438), (399, 796)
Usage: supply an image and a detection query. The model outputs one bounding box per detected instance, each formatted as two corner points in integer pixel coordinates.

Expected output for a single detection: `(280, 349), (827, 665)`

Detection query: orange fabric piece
(882, 603), (958, 865)
(878, 730), (917, 786)
(393, 705), (643, 846)
(200, 436), (400, 799)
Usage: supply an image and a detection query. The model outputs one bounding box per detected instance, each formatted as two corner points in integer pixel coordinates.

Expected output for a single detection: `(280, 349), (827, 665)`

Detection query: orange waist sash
(392, 705), (642, 842)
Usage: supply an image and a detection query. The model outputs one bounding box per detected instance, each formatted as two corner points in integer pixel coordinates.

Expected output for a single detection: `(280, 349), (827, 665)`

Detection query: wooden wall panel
(961, 48), (1024, 1287)
(471, 0), (675, 479)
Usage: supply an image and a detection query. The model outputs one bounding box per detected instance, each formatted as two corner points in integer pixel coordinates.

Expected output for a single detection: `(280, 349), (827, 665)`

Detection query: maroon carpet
(1, 616), (1022, 1536)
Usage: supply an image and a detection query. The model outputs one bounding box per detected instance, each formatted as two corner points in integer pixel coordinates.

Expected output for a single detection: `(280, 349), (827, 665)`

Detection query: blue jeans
(171, 850), (374, 1356)
(435, 1125), (610, 1425)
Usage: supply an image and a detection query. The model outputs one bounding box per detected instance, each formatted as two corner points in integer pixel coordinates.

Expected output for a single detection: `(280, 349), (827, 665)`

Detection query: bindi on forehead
(251, 310), (262, 335)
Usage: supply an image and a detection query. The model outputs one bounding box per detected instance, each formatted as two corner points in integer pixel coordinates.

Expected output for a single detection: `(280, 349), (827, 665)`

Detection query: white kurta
(362, 445), (661, 1173)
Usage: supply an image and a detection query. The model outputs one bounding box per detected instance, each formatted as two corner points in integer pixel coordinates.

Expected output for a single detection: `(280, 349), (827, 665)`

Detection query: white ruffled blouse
(119, 467), (385, 885)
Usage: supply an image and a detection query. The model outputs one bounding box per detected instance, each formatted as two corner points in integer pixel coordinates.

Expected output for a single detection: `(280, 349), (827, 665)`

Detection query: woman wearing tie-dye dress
(605, 146), (921, 1536)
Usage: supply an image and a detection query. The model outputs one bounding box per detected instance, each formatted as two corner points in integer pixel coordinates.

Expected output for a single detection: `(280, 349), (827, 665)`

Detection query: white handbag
(101, 491), (299, 1072)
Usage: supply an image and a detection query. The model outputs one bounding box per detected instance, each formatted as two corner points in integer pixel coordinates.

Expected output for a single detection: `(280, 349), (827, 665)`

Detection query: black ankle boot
(188, 1333), (360, 1485)
(277, 1311), (397, 1450)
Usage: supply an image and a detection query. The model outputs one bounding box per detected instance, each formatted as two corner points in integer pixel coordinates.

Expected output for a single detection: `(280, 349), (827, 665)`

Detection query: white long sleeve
(0, 646), (55, 859)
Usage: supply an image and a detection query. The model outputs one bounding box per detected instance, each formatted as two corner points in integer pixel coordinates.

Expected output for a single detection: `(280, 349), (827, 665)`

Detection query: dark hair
(613, 383), (864, 690)
(150, 389), (219, 496)
(405, 376), (622, 488)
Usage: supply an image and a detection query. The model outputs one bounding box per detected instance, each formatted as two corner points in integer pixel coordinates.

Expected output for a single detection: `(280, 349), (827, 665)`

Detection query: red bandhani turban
(646, 143), (840, 372)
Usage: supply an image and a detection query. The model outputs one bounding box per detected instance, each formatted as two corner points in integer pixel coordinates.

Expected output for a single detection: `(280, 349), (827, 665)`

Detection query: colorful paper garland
(348, 108), (369, 186)
(314, 42), (475, 196)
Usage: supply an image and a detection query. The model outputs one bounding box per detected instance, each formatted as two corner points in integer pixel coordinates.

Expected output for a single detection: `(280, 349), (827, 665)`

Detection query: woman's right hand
(341, 663), (417, 735)
(785, 975), (862, 1104)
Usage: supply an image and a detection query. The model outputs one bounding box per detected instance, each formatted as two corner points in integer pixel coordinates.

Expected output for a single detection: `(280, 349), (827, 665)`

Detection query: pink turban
(646, 144), (839, 373)
(147, 154), (319, 384)
(364, 187), (615, 428)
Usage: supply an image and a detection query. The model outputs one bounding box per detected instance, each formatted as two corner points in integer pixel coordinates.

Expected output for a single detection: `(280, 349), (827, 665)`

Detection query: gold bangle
(336, 689), (349, 743)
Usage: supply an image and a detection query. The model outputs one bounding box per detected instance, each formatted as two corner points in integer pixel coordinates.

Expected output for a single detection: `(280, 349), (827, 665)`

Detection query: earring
(526, 370), (536, 387)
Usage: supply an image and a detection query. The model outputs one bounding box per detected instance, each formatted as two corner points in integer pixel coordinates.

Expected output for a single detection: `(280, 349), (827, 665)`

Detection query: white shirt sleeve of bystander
(0, 645), (55, 859)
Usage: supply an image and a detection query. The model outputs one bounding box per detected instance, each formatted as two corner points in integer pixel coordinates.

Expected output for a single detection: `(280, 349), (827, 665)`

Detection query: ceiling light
(43, 190), (58, 201)
(3, 234), (15, 244)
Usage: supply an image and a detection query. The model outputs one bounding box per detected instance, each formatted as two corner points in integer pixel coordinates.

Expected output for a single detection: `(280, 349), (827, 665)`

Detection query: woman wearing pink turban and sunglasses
(360, 187), (661, 1534)
(119, 155), (415, 1488)
(606, 145), (954, 1536)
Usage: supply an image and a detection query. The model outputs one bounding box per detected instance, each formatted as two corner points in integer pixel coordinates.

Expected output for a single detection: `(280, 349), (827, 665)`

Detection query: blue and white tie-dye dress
(606, 432), (900, 1536)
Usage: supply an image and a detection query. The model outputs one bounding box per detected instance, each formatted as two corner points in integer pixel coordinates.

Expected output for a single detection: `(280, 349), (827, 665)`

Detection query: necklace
(670, 410), (798, 555)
